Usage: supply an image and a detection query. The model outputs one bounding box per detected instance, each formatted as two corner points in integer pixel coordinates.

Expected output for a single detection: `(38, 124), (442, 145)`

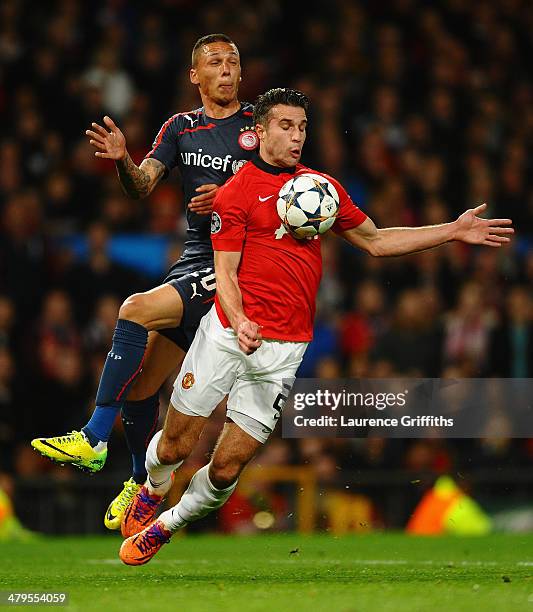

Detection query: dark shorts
(158, 257), (216, 351)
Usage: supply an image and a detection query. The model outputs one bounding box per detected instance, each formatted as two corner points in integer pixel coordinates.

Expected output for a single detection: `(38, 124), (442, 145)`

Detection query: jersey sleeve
(330, 177), (368, 233)
(144, 114), (181, 177)
(211, 177), (249, 252)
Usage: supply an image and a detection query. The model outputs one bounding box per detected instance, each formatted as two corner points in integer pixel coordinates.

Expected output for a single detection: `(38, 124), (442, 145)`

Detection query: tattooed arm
(115, 155), (165, 199)
(86, 115), (165, 199)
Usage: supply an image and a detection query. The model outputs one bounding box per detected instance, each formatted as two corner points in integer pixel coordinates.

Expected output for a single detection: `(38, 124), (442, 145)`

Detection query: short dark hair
(253, 88), (309, 126)
(191, 34), (236, 66)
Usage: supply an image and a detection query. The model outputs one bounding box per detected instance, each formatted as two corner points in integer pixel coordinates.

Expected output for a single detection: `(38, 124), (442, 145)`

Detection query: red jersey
(211, 155), (367, 341)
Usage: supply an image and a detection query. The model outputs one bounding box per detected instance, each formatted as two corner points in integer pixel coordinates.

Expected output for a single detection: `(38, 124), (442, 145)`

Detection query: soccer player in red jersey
(119, 88), (513, 565)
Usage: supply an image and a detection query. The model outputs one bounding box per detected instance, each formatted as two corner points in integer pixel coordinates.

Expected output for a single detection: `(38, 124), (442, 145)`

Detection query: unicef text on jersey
(181, 149), (247, 174)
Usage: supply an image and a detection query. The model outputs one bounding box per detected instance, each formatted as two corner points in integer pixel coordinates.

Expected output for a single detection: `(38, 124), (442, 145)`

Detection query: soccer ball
(277, 173), (340, 239)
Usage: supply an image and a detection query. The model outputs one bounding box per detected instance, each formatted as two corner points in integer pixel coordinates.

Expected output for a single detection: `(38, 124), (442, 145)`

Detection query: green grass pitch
(1, 533), (533, 611)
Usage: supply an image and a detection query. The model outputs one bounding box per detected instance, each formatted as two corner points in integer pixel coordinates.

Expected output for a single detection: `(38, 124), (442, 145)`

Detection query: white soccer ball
(277, 173), (340, 239)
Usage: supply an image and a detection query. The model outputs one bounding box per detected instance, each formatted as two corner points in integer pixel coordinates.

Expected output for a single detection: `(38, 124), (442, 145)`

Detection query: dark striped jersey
(145, 102), (257, 259)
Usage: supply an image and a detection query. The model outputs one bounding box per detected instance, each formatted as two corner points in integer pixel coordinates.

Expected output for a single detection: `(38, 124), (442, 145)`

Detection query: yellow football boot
(31, 430), (107, 473)
(104, 478), (142, 530)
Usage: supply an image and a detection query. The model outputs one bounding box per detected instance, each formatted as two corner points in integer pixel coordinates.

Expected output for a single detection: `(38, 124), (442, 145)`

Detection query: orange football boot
(119, 520), (172, 566)
(121, 484), (166, 538)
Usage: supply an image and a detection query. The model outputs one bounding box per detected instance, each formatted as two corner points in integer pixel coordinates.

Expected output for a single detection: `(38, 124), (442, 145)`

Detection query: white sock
(145, 430), (183, 496)
(81, 431), (107, 452)
(158, 464), (237, 532)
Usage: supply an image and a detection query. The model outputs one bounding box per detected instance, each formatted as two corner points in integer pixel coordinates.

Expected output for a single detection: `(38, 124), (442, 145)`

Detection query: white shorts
(170, 306), (308, 443)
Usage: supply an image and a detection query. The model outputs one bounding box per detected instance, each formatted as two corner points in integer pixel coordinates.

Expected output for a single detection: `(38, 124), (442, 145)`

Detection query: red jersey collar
(252, 154), (297, 175)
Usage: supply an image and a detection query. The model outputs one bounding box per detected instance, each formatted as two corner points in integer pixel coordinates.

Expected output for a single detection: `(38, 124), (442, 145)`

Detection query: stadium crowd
(1, 0), (532, 529)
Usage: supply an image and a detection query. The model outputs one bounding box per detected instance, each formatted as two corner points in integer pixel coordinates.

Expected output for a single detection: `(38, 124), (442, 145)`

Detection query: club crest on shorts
(181, 372), (195, 389)
(211, 211), (222, 234)
(238, 127), (258, 151)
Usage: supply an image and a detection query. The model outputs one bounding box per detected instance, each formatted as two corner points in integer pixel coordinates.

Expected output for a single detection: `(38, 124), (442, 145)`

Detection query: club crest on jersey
(181, 372), (195, 389)
(238, 127), (258, 151)
(211, 211), (222, 234)
(232, 159), (248, 174)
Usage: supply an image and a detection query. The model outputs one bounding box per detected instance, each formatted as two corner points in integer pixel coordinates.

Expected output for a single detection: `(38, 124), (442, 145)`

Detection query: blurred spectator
(443, 281), (495, 374)
(340, 280), (387, 359)
(84, 294), (120, 353)
(44, 171), (77, 233)
(64, 221), (148, 323)
(33, 289), (80, 380)
(83, 47), (134, 119)
(489, 286), (533, 377)
(373, 289), (442, 376)
(147, 184), (181, 234)
(0, 296), (15, 351)
(0, 190), (49, 319)
(0, 348), (17, 476)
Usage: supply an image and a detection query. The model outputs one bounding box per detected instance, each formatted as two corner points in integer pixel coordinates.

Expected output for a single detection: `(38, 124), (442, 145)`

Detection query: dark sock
(83, 319), (148, 444)
(121, 394), (160, 483)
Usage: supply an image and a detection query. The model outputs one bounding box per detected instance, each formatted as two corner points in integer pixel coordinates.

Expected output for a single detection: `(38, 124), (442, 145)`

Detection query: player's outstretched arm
(341, 203), (513, 257)
(86, 115), (165, 199)
(214, 250), (262, 355)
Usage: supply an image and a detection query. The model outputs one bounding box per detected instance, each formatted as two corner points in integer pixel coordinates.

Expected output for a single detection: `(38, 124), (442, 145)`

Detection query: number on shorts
(272, 380), (293, 420)
(200, 272), (216, 292)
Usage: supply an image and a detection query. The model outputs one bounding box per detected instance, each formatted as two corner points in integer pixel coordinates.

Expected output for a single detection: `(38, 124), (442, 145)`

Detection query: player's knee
(119, 293), (150, 325)
(157, 435), (190, 465)
(208, 456), (242, 489)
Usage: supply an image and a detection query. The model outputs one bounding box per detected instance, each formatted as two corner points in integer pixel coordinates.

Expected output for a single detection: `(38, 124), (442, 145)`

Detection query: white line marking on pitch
(86, 559), (529, 567)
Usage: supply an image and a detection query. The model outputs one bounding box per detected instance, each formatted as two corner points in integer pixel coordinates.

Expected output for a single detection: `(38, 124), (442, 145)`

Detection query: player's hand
(237, 319), (262, 355)
(86, 116), (127, 160)
(453, 203), (513, 247)
(188, 184), (219, 215)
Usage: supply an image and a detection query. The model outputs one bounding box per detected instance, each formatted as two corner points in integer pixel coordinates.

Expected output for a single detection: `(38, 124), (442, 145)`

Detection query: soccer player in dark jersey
(31, 34), (259, 529)
(117, 88), (513, 564)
